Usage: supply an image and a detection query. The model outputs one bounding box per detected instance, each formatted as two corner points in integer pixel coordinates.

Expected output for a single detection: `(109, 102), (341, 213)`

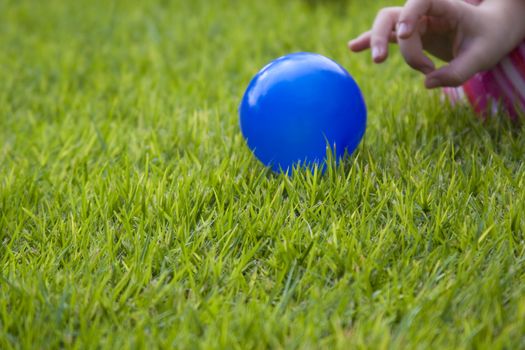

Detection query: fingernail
(397, 22), (411, 37)
(372, 47), (382, 61)
(426, 78), (440, 89)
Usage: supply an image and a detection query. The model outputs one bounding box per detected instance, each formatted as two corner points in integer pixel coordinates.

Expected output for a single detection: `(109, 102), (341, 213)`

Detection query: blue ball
(239, 52), (367, 173)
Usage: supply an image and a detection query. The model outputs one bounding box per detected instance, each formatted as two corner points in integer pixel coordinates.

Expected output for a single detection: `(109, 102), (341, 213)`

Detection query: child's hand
(349, 0), (525, 88)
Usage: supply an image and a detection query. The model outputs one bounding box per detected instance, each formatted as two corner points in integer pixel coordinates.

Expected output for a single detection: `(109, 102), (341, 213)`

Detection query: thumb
(424, 45), (485, 88)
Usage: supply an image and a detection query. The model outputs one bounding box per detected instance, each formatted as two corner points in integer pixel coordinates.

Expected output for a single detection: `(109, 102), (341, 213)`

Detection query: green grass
(1, 0), (525, 348)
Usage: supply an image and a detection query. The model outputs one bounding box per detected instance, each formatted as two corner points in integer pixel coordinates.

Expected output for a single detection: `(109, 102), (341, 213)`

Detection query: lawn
(1, 0), (525, 348)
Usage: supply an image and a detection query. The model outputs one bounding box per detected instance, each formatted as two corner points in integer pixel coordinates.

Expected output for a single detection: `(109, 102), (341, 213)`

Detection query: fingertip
(372, 47), (387, 63)
(425, 65), (467, 88)
(373, 54), (387, 63)
(421, 61), (436, 75)
(421, 67), (434, 75)
(396, 21), (413, 39)
(348, 42), (364, 53)
(425, 77), (441, 89)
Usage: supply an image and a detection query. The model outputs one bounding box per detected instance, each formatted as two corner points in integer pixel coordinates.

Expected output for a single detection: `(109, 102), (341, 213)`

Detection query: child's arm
(349, 0), (525, 88)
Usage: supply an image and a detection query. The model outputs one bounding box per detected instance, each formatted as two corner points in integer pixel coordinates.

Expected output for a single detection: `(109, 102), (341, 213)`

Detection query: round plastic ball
(239, 52), (367, 173)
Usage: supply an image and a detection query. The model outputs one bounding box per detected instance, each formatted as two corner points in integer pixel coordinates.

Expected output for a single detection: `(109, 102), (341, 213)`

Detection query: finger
(348, 31), (397, 52)
(370, 7), (401, 63)
(425, 45), (485, 88)
(348, 31), (372, 52)
(398, 0), (459, 39)
(398, 22), (436, 74)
